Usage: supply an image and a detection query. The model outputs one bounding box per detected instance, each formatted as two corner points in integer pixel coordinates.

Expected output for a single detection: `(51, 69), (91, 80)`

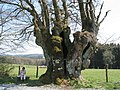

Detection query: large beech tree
(0, 0), (108, 84)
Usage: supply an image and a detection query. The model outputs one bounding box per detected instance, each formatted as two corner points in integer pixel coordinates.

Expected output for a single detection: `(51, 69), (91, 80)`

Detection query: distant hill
(1, 54), (44, 59)
(14, 54), (44, 59)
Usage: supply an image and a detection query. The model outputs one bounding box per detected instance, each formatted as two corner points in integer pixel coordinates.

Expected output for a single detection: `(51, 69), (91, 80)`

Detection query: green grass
(11, 65), (46, 80)
(0, 65), (120, 89)
(73, 69), (120, 89)
(0, 64), (46, 85)
(82, 69), (120, 82)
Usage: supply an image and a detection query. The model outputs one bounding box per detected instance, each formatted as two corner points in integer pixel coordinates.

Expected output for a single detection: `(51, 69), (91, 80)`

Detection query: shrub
(0, 56), (14, 77)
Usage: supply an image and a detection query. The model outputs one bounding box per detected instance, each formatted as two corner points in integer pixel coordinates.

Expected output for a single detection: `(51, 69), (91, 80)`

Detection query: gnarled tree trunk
(33, 0), (105, 84)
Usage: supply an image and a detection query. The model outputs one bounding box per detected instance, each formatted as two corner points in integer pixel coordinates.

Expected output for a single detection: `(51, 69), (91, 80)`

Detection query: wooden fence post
(105, 64), (108, 82)
(36, 66), (38, 78)
(18, 66), (20, 75)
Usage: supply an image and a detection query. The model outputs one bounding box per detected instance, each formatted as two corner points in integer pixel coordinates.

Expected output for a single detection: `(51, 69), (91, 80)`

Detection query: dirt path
(0, 84), (73, 90)
(0, 84), (105, 90)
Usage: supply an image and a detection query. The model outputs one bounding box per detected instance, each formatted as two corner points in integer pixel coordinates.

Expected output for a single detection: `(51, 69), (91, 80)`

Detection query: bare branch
(62, 0), (68, 21)
(85, 0), (91, 20)
(77, 0), (87, 29)
(89, 0), (95, 21)
(96, 2), (104, 23)
(103, 33), (115, 44)
(24, 0), (34, 10)
(39, 0), (50, 31)
(0, 0), (32, 12)
(99, 10), (110, 25)
(0, 0), (20, 7)
(52, 0), (61, 22)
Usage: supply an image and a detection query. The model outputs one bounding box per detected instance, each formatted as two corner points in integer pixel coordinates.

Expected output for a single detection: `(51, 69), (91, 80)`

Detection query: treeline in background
(0, 43), (120, 69)
(0, 55), (46, 66)
(90, 43), (120, 69)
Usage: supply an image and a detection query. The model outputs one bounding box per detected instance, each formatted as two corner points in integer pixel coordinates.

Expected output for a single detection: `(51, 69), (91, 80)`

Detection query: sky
(98, 0), (120, 44)
(7, 0), (120, 55)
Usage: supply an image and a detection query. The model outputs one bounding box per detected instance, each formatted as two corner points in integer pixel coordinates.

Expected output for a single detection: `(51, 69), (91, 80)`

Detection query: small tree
(0, 56), (14, 77)
(103, 49), (115, 68)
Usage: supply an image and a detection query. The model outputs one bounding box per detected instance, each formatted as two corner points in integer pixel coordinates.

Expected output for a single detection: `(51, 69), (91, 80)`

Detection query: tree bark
(36, 0), (98, 84)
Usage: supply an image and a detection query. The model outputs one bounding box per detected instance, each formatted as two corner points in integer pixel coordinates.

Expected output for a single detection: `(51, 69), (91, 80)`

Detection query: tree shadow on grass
(15, 78), (44, 86)
(0, 76), (16, 84)
(0, 76), (43, 86)
(1, 76), (120, 89)
(25, 79), (44, 86)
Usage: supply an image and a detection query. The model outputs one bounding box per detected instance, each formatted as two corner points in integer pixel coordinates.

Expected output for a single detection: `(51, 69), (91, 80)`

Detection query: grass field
(0, 64), (120, 89)
(80, 69), (120, 89)
(82, 69), (120, 83)
(11, 65), (47, 80)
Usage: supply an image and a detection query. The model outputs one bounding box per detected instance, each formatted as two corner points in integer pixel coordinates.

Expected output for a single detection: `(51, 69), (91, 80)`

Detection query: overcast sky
(98, 0), (120, 44)
(7, 0), (120, 55)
